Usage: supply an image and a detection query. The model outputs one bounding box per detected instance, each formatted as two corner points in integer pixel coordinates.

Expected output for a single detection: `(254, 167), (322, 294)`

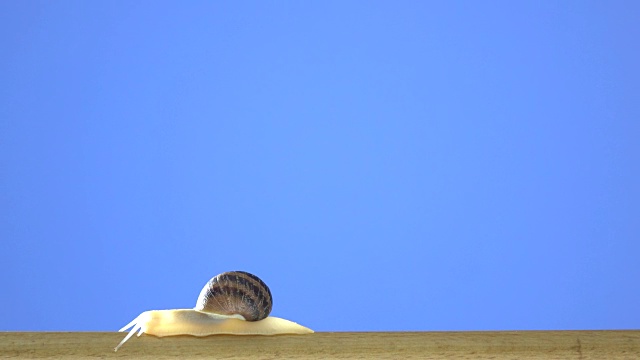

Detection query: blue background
(1, 1), (639, 332)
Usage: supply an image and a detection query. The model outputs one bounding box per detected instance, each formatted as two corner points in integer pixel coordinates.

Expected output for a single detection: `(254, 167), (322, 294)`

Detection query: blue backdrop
(1, 1), (639, 332)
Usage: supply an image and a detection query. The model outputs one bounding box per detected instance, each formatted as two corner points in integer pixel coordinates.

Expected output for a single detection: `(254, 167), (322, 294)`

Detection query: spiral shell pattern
(195, 271), (273, 321)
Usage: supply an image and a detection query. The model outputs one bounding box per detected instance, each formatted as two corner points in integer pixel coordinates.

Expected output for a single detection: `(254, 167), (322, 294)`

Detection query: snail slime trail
(115, 271), (313, 351)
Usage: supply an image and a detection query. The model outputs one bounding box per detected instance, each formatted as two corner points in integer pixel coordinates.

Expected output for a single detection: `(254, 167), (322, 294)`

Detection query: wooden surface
(1, 331), (638, 359)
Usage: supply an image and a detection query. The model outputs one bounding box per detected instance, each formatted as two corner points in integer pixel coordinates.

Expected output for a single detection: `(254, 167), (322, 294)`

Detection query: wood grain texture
(1, 331), (638, 359)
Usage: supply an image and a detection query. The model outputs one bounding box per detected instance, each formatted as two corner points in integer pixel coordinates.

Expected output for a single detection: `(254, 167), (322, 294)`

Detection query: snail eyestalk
(115, 312), (146, 351)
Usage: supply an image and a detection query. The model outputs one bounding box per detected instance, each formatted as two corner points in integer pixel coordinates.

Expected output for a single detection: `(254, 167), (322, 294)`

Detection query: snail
(115, 271), (313, 351)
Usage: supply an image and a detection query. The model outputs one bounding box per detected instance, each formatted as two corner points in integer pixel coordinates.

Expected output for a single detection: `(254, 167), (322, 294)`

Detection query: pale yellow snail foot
(115, 309), (314, 351)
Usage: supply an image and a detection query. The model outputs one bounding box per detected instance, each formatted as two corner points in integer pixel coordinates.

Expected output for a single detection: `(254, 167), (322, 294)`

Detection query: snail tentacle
(115, 313), (145, 351)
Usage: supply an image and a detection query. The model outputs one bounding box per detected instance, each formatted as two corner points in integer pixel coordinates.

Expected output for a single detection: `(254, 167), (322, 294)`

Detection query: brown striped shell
(194, 271), (273, 321)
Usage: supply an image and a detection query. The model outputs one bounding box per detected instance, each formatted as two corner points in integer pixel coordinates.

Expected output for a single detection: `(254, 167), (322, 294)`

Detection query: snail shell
(195, 271), (273, 321)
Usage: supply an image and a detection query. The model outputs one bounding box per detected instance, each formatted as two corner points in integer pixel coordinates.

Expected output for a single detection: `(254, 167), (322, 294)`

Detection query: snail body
(115, 271), (313, 351)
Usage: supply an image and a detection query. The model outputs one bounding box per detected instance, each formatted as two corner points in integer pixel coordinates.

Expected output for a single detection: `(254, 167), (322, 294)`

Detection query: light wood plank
(1, 331), (638, 359)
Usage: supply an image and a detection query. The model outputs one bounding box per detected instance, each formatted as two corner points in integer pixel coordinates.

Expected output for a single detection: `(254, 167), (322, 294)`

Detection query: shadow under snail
(115, 271), (313, 351)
